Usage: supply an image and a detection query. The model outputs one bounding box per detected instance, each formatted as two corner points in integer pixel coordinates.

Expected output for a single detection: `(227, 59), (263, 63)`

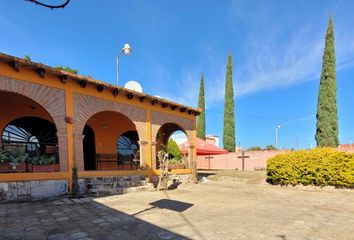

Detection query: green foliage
(267, 148), (354, 188)
(223, 54), (236, 152)
(265, 145), (277, 150)
(167, 139), (182, 163)
(56, 65), (79, 74)
(24, 54), (31, 62)
(316, 17), (338, 147)
(8, 149), (28, 166)
(197, 74), (206, 139)
(31, 155), (56, 165)
(71, 165), (79, 197)
(247, 146), (262, 151)
(0, 149), (9, 163)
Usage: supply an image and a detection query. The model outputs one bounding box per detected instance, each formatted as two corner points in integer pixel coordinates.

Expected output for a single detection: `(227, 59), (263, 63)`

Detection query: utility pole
(275, 126), (280, 149)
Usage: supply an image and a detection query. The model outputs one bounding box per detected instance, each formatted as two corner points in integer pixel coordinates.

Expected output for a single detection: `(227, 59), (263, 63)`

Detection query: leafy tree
(223, 54), (236, 152)
(315, 17), (339, 147)
(265, 145), (277, 151)
(197, 74), (206, 139)
(247, 146), (262, 151)
(167, 139), (182, 163)
(56, 65), (79, 74)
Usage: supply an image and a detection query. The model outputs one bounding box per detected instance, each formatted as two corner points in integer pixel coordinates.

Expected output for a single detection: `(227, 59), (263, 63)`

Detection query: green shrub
(31, 155), (56, 165)
(267, 148), (354, 188)
(8, 149), (28, 165)
(265, 145), (277, 150)
(0, 149), (9, 163)
(167, 139), (182, 163)
(247, 146), (262, 151)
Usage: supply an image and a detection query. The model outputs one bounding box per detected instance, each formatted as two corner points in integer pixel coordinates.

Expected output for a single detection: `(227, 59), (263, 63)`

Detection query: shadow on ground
(0, 197), (191, 240)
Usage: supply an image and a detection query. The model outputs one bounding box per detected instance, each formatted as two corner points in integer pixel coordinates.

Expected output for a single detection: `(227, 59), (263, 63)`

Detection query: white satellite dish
(154, 95), (162, 98)
(124, 81), (143, 93)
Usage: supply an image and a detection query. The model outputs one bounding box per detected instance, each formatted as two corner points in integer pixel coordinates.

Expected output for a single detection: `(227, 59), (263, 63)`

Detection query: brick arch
(73, 93), (147, 170)
(151, 111), (194, 144)
(0, 76), (68, 171)
(151, 111), (195, 169)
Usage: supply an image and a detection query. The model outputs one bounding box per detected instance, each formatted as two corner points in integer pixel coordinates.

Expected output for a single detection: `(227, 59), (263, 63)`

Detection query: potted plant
(31, 155), (57, 172)
(0, 149), (28, 172)
(0, 149), (9, 172)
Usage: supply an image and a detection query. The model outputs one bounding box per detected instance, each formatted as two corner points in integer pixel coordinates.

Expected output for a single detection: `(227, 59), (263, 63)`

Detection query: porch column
(73, 133), (85, 171)
(188, 144), (196, 169)
(138, 140), (148, 170)
(57, 132), (68, 172)
(151, 141), (157, 169)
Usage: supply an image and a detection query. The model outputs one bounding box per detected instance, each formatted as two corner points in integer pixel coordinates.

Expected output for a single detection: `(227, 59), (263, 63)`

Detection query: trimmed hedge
(267, 148), (354, 188)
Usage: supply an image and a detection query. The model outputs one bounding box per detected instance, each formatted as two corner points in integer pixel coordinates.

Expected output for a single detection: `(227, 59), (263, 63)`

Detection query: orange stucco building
(0, 52), (199, 200)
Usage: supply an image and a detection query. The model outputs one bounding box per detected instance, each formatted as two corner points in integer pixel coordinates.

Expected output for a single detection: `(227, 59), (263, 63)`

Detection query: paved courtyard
(1, 171), (354, 240)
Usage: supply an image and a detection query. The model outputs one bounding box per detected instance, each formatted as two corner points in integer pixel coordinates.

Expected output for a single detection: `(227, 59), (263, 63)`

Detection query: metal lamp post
(116, 43), (131, 86)
(275, 125), (280, 149)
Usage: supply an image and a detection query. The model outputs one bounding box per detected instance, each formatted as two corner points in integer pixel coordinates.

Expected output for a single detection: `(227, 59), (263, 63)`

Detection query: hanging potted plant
(0, 149), (28, 172)
(32, 155), (57, 172)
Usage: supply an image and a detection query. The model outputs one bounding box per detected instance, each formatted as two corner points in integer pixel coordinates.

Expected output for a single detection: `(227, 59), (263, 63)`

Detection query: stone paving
(1, 171), (354, 240)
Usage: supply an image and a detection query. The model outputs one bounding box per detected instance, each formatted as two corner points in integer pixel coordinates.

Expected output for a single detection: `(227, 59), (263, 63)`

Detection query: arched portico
(151, 111), (195, 169)
(0, 77), (67, 171)
(73, 93), (147, 171)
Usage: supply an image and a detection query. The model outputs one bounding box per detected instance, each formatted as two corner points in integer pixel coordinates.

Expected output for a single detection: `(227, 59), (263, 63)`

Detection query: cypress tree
(315, 17), (339, 147)
(197, 74), (206, 139)
(223, 54), (236, 152)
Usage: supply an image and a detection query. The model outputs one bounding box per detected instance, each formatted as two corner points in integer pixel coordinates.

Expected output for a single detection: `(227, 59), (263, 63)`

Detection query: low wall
(197, 150), (286, 170)
(0, 180), (68, 201)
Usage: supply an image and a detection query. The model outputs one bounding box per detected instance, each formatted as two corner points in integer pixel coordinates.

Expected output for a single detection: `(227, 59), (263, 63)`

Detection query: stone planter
(33, 164), (57, 172)
(0, 162), (26, 173)
(168, 163), (186, 170)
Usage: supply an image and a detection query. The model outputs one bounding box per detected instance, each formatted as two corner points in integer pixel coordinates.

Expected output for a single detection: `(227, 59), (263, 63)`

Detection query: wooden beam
(161, 103), (168, 108)
(112, 89), (119, 97)
(59, 74), (68, 83)
(96, 84), (105, 93)
(170, 105), (177, 111)
(180, 107), (187, 113)
(151, 99), (159, 105)
(139, 96), (146, 102)
(188, 110), (194, 115)
(12, 61), (20, 71)
(79, 80), (88, 88)
(127, 93), (134, 99)
(37, 68), (46, 78)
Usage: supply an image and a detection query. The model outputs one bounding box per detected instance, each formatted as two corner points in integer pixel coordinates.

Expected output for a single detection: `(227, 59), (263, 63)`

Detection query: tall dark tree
(197, 74), (206, 139)
(223, 54), (236, 152)
(315, 17), (339, 147)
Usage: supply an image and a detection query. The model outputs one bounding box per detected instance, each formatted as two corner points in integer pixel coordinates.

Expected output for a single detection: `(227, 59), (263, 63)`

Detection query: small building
(205, 135), (220, 147)
(0, 52), (200, 200)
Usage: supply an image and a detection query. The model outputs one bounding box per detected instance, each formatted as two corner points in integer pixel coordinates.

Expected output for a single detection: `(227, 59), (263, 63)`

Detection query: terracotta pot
(0, 162), (26, 173)
(33, 164), (55, 172)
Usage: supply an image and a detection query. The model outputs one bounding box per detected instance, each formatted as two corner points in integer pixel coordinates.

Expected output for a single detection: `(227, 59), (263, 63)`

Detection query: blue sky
(1, 0), (354, 149)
